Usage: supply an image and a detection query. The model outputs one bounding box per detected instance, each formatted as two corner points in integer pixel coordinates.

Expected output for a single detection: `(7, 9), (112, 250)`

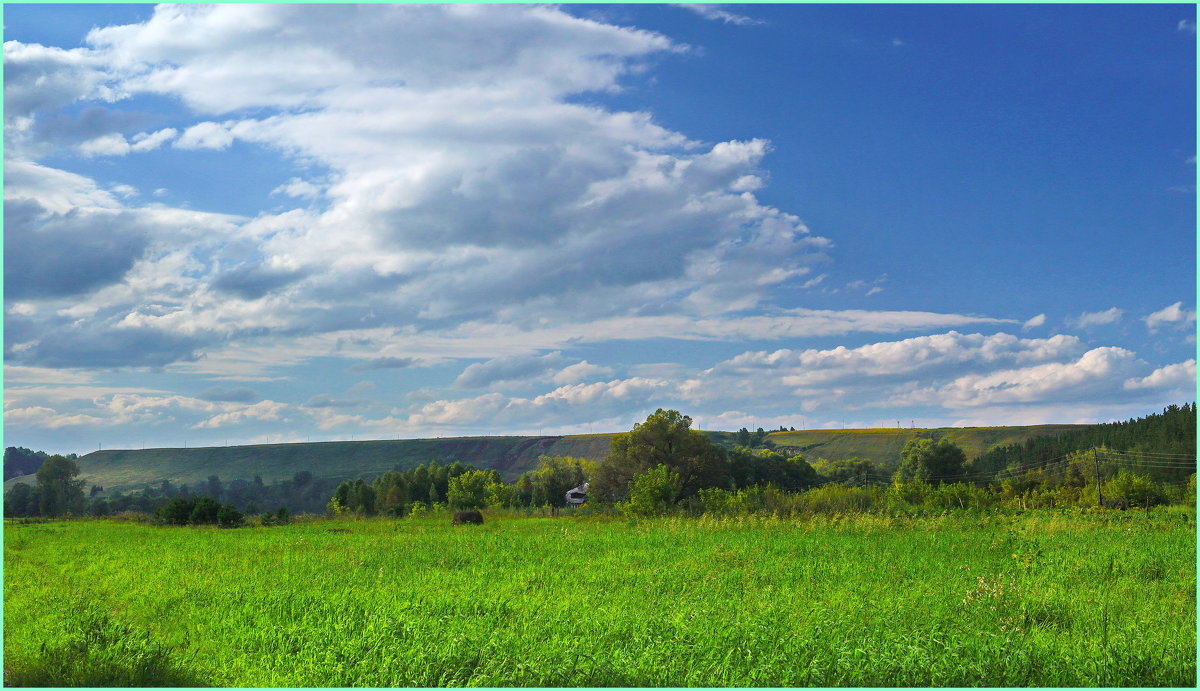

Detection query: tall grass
(4, 510), (1194, 686)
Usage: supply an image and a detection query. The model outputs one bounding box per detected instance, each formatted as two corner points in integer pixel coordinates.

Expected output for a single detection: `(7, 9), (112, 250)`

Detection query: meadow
(3, 510), (1195, 687)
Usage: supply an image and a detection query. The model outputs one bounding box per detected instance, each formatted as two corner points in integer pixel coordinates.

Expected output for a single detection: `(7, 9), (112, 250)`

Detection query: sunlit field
(4, 510), (1194, 687)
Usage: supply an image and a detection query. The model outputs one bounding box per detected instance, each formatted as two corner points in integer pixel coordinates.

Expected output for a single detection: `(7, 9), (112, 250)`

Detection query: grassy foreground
(4, 511), (1195, 687)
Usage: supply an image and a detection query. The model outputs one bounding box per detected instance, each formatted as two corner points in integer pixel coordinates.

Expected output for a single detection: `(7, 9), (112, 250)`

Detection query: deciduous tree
(447, 468), (499, 510)
(895, 438), (966, 485)
(35, 455), (86, 516)
(593, 409), (729, 503)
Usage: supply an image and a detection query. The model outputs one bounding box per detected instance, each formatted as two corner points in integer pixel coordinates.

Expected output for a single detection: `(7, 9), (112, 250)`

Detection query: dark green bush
(216, 504), (245, 528)
(155, 498), (195, 526)
(188, 497), (221, 525)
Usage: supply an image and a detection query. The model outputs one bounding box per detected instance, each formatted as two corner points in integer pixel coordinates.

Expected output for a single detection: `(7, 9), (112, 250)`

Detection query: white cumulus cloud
(173, 121), (234, 150)
(1143, 301), (1197, 331)
(1124, 359), (1196, 391)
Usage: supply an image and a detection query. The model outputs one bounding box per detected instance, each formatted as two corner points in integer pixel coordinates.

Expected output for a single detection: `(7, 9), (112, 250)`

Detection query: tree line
(327, 456), (594, 515)
(6, 404), (1193, 521)
(324, 407), (1195, 518)
(3, 464), (336, 519)
(4, 446), (77, 481)
(971, 403), (1195, 479)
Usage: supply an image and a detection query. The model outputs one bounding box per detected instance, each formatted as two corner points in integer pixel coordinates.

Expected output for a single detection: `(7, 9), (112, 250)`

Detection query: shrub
(888, 479), (932, 510)
(155, 498), (194, 526)
(188, 497), (222, 525)
(928, 482), (994, 511)
(619, 464), (680, 518)
(796, 484), (881, 514)
(216, 504), (245, 528)
(1103, 470), (1167, 509)
(698, 487), (735, 516)
(447, 469), (495, 510)
(326, 496), (347, 517)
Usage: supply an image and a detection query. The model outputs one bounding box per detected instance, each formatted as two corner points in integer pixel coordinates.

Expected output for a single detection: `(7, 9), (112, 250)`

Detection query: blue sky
(3, 3), (1195, 455)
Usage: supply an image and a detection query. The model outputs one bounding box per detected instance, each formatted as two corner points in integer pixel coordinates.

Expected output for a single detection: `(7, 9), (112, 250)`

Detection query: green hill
(5, 434), (617, 495)
(765, 425), (1089, 469)
(4, 424), (1092, 496)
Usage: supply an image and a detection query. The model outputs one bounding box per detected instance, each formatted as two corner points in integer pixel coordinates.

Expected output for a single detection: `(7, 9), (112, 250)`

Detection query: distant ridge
(764, 424), (1089, 469)
(5, 434), (617, 494)
(4, 424), (1092, 495)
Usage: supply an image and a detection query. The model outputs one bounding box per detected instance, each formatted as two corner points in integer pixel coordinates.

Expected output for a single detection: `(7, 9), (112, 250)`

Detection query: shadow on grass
(4, 611), (207, 687)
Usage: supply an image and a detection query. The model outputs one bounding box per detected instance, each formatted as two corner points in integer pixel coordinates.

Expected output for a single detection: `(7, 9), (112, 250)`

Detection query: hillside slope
(4, 424), (1091, 495)
(6, 435), (616, 495)
(766, 425), (1088, 469)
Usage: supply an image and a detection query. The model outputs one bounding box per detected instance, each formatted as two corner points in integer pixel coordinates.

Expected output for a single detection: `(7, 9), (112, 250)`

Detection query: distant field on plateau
(4, 511), (1194, 687)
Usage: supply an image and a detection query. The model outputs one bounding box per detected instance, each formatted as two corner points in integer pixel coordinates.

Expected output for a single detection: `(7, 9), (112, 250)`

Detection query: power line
(829, 449), (1194, 487)
(1099, 449), (1196, 458)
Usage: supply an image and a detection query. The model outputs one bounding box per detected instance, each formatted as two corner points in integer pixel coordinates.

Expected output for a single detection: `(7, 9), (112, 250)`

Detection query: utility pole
(1093, 445), (1104, 508)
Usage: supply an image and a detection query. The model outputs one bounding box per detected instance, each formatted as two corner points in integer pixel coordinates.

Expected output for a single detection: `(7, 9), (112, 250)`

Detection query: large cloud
(3, 158), (242, 368)
(680, 331), (1084, 406)
(673, 331), (1193, 420)
(890, 347), (1143, 408)
(6, 3), (1015, 374)
(4, 41), (105, 115)
(6, 4), (853, 371)
(0, 4), (1039, 392)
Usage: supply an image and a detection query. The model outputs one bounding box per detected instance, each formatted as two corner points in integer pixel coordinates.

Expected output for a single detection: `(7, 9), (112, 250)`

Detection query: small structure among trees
(565, 482), (589, 506)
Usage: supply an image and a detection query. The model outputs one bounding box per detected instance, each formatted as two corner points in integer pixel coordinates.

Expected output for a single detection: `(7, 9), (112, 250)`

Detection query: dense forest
(3, 447), (76, 481)
(971, 403), (1195, 480)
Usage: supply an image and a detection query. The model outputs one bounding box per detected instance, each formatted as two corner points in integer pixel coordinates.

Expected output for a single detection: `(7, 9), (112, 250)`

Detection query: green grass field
(4, 511), (1194, 686)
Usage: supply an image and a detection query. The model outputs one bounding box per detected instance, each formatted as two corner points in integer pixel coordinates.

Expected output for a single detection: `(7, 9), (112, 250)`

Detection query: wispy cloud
(1069, 307), (1123, 328)
(679, 4), (765, 26)
(348, 357), (418, 372)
